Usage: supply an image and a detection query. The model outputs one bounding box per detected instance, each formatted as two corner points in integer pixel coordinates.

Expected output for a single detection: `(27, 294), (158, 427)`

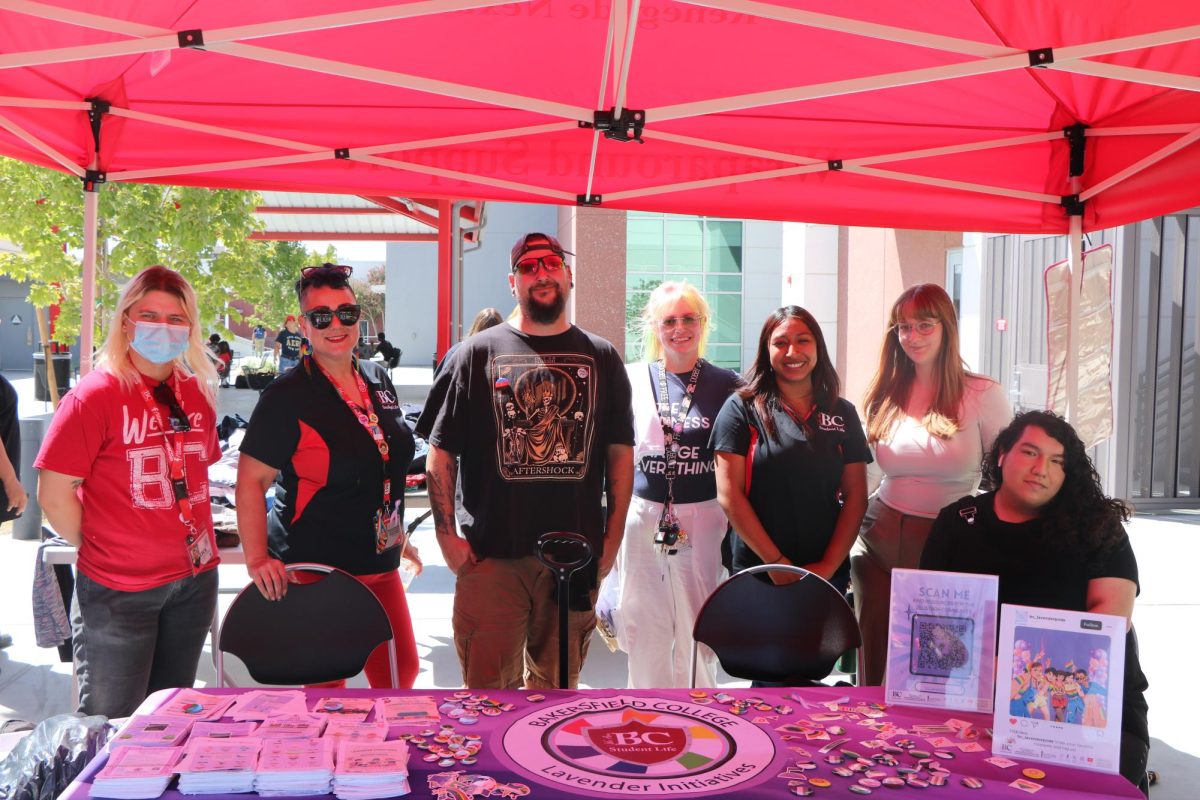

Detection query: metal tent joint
(178, 30), (205, 49)
(828, 160), (844, 171)
(1028, 48), (1054, 67)
(576, 193), (602, 206)
(334, 148), (351, 159)
(1061, 194), (1085, 216)
(581, 108), (646, 143)
(81, 170), (106, 193)
(1064, 123), (1089, 178)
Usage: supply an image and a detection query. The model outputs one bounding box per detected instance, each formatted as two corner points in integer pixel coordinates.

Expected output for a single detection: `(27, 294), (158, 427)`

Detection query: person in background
(376, 331), (401, 371)
(274, 315), (304, 373)
(434, 308), (504, 378)
(920, 411), (1150, 795)
(0, 372), (25, 654)
(252, 324), (266, 357)
(614, 282), (739, 688)
(712, 306), (870, 593)
(417, 233), (634, 689)
(35, 266), (220, 717)
(237, 263), (420, 688)
(216, 340), (233, 388)
(851, 284), (1011, 685)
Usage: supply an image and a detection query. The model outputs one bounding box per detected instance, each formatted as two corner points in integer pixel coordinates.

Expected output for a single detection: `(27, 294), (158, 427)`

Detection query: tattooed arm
(426, 444), (477, 576)
(37, 469), (85, 547)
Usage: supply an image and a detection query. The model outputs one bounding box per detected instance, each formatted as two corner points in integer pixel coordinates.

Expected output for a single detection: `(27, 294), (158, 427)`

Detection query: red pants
(302, 569), (419, 689)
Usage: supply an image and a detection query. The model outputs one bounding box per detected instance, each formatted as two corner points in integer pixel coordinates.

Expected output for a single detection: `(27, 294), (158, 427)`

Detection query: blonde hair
(639, 281), (711, 362)
(468, 308), (504, 337)
(864, 283), (973, 443)
(97, 265), (218, 409)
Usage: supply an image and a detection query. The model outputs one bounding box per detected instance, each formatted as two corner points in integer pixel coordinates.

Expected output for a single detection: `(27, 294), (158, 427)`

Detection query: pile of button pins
(694, 690), (793, 717)
(438, 691), (519, 726)
(776, 736), (988, 794)
(405, 725), (484, 768)
(428, 771), (531, 799)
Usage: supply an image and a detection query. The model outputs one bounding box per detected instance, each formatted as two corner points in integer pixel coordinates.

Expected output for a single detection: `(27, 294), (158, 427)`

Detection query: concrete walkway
(0, 367), (1195, 797)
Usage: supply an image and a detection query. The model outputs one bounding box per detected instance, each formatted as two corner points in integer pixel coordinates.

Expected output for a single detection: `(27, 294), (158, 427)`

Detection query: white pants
(617, 495), (729, 688)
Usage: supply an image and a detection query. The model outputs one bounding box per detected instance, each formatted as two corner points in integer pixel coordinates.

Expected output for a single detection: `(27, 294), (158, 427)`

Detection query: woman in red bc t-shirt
(36, 266), (221, 718)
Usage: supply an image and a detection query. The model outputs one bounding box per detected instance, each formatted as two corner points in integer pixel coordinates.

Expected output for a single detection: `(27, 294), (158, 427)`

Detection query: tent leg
(1065, 213), (1083, 423)
(80, 185), (99, 376)
(436, 200), (452, 362)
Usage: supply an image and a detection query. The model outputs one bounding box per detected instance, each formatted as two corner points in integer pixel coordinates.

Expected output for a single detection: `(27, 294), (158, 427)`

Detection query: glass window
(706, 220), (743, 273)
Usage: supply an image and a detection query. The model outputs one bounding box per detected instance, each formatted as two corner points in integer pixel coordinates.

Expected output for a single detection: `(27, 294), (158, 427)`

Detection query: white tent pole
(80, 175), (98, 376)
(843, 165), (1059, 203)
(1049, 60), (1200, 92)
(1080, 127), (1200, 202)
(0, 111), (86, 175)
(355, 153), (577, 201)
(582, 2), (622, 202)
(1065, 191), (1083, 423)
(613, 0), (642, 118)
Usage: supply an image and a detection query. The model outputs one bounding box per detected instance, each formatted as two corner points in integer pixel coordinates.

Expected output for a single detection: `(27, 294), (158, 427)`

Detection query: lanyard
(135, 373), (196, 524)
(310, 357), (392, 509)
(655, 359), (703, 508)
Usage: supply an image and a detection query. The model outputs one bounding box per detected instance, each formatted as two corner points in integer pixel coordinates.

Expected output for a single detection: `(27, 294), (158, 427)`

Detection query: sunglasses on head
(512, 254), (566, 276)
(300, 263), (353, 280)
(152, 382), (191, 432)
(303, 303), (362, 330)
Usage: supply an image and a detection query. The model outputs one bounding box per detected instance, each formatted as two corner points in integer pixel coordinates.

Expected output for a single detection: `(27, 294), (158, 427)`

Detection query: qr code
(910, 614), (973, 677)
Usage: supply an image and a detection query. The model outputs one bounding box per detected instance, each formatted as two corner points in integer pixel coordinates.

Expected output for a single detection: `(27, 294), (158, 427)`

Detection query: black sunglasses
(303, 303), (362, 330)
(152, 382), (191, 432)
(301, 263), (353, 280)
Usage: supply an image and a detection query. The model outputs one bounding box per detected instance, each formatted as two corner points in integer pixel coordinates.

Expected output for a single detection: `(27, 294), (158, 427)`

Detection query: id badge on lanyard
(375, 499), (406, 554)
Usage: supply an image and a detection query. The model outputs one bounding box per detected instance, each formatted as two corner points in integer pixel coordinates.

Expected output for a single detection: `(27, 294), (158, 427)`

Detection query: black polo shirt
(240, 358), (415, 574)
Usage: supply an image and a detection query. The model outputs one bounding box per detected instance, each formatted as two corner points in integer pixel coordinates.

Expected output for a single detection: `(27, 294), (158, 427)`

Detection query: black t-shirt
(377, 339), (399, 360)
(0, 375), (19, 523)
(275, 330), (304, 359)
(709, 394), (872, 574)
(416, 324), (634, 559)
(239, 358), (416, 574)
(632, 362), (741, 504)
(921, 493), (1149, 744)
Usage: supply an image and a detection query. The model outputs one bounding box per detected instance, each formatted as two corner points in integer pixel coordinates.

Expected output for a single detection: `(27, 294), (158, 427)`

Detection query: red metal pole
(436, 199), (453, 361)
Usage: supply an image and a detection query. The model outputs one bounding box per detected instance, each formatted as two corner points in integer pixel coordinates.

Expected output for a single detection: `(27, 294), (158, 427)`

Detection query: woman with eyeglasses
(852, 284), (1011, 685)
(609, 282), (740, 688)
(712, 306), (871, 599)
(35, 266), (221, 717)
(236, 263), (419, 688)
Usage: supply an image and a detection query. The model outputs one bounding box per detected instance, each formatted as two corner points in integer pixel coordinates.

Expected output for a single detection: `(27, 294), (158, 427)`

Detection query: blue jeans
(278, 356), (300, 373)
(71, 570), (218, 718)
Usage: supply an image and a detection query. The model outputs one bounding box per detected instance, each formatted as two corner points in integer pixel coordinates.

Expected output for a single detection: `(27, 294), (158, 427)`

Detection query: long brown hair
(739, 306), (840, 442)
(863, 283), (969, 443)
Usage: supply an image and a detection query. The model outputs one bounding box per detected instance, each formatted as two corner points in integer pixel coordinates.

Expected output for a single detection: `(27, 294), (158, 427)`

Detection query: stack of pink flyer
(189, 721), (259, 739)
(374, 696), (441, 727)
(321, 720), (389, 743)
(176, 737), (262, 794)
(108, 717), (191, 749)
(229, 690), (310, 721)
(152, 690), (236, 722)
(332, 740), (410, 799)
(254, 737), (335, 796)
(256, 714), (327, 739)
(312, 697), (376, 722)
(90, 746), (183, 799)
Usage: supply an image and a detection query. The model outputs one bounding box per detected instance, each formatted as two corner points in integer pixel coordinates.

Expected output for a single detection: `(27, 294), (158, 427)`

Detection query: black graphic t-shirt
(240, 358), (415, 575)
(921, 493), (1149, 746)
(275, 330), (304, 359)
(416, 324), (634, 559)
(710, 394), (871, 575)
(631, 361), (741, 505)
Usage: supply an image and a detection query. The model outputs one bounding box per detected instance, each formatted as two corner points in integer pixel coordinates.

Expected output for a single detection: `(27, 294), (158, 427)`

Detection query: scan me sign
(498, 695), (776, 795)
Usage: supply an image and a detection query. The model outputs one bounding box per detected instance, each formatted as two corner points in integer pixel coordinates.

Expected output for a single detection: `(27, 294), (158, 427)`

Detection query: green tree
(0, 157), (305, 343)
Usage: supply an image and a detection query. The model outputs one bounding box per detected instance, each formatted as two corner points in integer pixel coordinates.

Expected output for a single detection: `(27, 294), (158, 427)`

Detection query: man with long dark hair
(921, 410), (1150, 795)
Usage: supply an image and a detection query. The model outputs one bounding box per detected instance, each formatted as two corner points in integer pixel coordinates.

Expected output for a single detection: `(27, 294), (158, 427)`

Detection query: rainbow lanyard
(311, 357), (391, 510)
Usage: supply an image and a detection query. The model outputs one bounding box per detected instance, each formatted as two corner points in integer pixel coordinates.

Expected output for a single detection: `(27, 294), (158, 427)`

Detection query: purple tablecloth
(63, 686), (1142, 800)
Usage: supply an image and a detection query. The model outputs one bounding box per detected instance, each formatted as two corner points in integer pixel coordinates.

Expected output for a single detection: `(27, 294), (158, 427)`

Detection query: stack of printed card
(321, 720), (389, 744)
(108, 717), (192, 749)
(332, 740), (410, 799)
(152, 690), (236, 722)
(189, 721), (259, 739)
(175, 737), (262, 794)
(374, 696), (441, 727)
(254, 738), (335, 796)
(256, 714), (327, 739)
(230, 690), (310, 721)
(90, 746), (183, 799)
(312, 697), (376, 722)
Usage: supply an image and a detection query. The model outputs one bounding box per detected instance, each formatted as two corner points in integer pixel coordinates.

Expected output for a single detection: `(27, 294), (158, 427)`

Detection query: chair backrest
(216, 563), (397, 687)
(691, 564), (861, 686)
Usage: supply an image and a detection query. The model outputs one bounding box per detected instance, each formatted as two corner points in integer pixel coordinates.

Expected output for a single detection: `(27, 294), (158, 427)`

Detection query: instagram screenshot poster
(885, 569), (999, 713)
(993, 604), (1125, 774)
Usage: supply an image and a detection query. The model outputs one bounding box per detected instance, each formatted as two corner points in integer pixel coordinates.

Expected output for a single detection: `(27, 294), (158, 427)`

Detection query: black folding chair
(216, 563), (399, 687)
(535, 532), (593, 689)
(690, 564), (861, 687)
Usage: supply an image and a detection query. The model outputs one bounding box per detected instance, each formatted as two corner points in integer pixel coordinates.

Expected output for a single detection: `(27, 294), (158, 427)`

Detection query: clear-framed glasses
(893, 319), (940, 337)
(660, 314), (702, 329)
(303, 303), (362, 330)
(512, 255), (566, 276)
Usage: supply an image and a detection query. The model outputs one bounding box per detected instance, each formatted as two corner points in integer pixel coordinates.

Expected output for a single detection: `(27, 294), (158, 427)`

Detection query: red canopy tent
(2, 0), (1199, 409)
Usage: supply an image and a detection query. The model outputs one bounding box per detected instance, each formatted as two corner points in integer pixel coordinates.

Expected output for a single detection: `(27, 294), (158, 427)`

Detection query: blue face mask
(130, 321), (190, 364)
